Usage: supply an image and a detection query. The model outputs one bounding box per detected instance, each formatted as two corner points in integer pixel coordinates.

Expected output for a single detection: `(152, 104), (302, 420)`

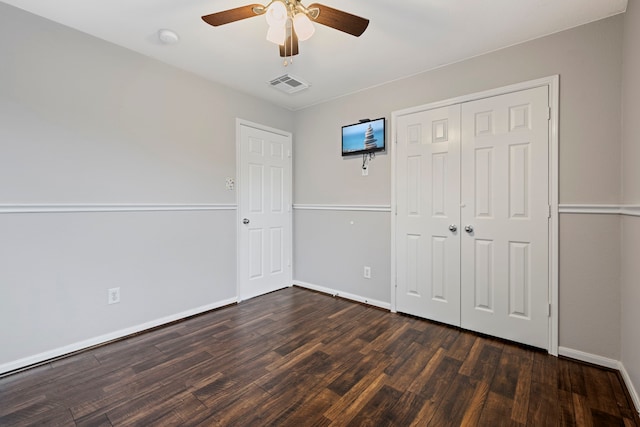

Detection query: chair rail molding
(0, 203), (237, 214)
(558, 204), (640, 217)
(293, 204), (391, 212)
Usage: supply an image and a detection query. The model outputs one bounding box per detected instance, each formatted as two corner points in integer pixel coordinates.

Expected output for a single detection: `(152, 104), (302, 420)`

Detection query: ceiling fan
(201, 1), (369, 59)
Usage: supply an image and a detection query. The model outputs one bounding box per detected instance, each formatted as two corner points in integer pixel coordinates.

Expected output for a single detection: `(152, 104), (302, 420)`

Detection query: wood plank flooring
(1, 286), (638, 426)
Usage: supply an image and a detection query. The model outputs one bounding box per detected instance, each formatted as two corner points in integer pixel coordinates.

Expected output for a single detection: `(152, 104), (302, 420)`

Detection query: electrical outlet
(363, 266), (371, 279)
(108, 287), (120, 305)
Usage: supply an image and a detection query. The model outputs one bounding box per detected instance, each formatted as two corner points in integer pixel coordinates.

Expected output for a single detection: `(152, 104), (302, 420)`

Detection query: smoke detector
(268, 74), (310, 94)
(158, 29), (180, 44)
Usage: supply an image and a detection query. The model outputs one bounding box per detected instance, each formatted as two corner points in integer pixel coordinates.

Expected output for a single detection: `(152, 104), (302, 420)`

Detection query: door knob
(448, 224), (457, 232)
(464, 225), (474, 233)
(242, 218), (250, 225)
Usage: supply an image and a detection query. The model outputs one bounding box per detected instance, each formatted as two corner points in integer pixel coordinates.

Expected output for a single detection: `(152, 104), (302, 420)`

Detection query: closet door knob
(243, 218), (250, 225)
(448, 224), (457, 232)
(464, 225), (474, 233)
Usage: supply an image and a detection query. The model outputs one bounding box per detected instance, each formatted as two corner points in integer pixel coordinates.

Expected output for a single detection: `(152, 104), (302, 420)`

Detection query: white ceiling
(2, 0), (628, 110)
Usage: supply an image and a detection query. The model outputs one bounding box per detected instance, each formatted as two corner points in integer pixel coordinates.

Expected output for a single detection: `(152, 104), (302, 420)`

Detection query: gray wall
(293, 15), (624, 361)
(622, 0), (640, 408)
(0, 3), (293, 369)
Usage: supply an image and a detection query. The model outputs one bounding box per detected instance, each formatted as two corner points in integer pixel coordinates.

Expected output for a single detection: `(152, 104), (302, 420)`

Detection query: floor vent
(268, 74), (310, 94)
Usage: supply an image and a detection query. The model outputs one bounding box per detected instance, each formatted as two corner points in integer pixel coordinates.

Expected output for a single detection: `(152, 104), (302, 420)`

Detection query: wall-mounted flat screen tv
(341, 118), (385, 156)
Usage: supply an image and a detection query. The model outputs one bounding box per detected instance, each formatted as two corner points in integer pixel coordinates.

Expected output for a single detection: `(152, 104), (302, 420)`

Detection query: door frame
(236, 118), (293, 301)
(390, 76), (560, 355)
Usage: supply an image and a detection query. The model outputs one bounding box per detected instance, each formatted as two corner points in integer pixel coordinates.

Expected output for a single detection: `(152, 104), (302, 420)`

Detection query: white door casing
(237, 120), (292, 301)
(460, 86), (549, 349)
(392, 78), (557, 352)
(395, 105), (462, 326)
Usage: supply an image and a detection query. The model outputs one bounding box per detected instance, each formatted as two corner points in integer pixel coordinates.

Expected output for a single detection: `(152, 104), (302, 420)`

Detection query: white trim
(0, 204), (237, 214)
(558, 346), (620, 369)
(293, 280), (391, 311)
(549, 75), (560, 357)
(621, 206), (640, 217)
(236, 118), (293, 302)
(393, 76), (560, 119)
(0, 297), (238, 376)
(559, 204), (640, 217)
(619, 362), (640, 415)
(390, 106), (398, 313)
(391, 75), (560, 355)
(235, 118), (292, 138)
(293, 204), (392, 212)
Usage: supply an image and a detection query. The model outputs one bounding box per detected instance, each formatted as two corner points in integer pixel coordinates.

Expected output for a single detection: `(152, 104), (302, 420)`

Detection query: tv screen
(341, 118), (385, 156)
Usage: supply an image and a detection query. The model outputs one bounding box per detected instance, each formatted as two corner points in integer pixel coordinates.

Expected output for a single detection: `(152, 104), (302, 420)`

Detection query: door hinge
(548, 205), (551, 219)
(547, 303), (552, 317)
(547, 107), (551, 121)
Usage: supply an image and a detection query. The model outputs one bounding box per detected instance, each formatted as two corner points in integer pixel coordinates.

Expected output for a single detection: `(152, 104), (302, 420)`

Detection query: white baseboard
(559, 346), (640, 415)
(558, 346), (619, 369)
(0, 297), (238, 376)
(619, 362), (640, 415)
(293, 280), (391, 311)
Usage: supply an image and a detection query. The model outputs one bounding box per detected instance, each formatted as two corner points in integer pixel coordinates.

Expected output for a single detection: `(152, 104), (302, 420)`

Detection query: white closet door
(396, 105), (461, 326)
(460, 86), (549, 349)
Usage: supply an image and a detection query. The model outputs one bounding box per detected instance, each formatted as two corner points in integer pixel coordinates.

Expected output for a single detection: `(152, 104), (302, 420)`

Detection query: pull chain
(283, 17), (293, 67)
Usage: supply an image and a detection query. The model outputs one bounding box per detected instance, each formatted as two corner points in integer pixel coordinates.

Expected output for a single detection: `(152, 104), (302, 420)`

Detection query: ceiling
(2, 0), (628, 110)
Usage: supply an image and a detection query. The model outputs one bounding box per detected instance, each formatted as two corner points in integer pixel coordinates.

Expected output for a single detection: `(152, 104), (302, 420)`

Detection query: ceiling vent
(268, 74), (310, 94)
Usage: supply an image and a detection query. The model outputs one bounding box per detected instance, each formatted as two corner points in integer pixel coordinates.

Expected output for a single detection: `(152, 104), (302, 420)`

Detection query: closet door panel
(460, 86), (549, 349)
(396, 105), (461, 326)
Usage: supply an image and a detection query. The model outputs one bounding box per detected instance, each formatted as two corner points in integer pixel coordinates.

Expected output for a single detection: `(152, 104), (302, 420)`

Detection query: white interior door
(238, 121), (292, 301)
(460, 86), (549, 349)
(395, 105), (461, 326)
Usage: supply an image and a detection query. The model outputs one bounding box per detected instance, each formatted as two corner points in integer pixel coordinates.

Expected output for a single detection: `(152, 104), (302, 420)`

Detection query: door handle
(242, 218), (250, 225)
(464, 225), (474, 233)
(448, 224), (457, 232)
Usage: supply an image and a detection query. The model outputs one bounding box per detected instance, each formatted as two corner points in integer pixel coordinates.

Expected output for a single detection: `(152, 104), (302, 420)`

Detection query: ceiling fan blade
(202, 4), (265, 27)
(307, 3), (369, 37)
(279, 27), (299, 57)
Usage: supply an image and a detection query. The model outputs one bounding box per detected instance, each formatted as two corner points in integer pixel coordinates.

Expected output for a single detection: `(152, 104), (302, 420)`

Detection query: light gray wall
(621, 0), (640, 407)
(0, 3), (293, 370)
(623, 1), (640, 205)
(293, 16), (624, 359)
(0, 4), (292, 205)
(558, 214), (621, 357)
(294, 210), (390, 305)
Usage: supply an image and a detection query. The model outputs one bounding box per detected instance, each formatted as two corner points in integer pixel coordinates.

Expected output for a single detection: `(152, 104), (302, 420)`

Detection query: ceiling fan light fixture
(266, 24), (287, 45)
(292, 13), (315, 41)
(201, 1), (370, 60)
(265, 1), (288, 28)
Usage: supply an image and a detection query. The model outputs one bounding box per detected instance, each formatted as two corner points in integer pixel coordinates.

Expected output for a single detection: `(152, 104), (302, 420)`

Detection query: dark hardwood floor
(1, 286), (638, 426)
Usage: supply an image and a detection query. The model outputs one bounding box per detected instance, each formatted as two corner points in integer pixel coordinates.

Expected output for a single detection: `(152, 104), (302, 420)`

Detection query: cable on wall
(362, 152), (375, 170)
